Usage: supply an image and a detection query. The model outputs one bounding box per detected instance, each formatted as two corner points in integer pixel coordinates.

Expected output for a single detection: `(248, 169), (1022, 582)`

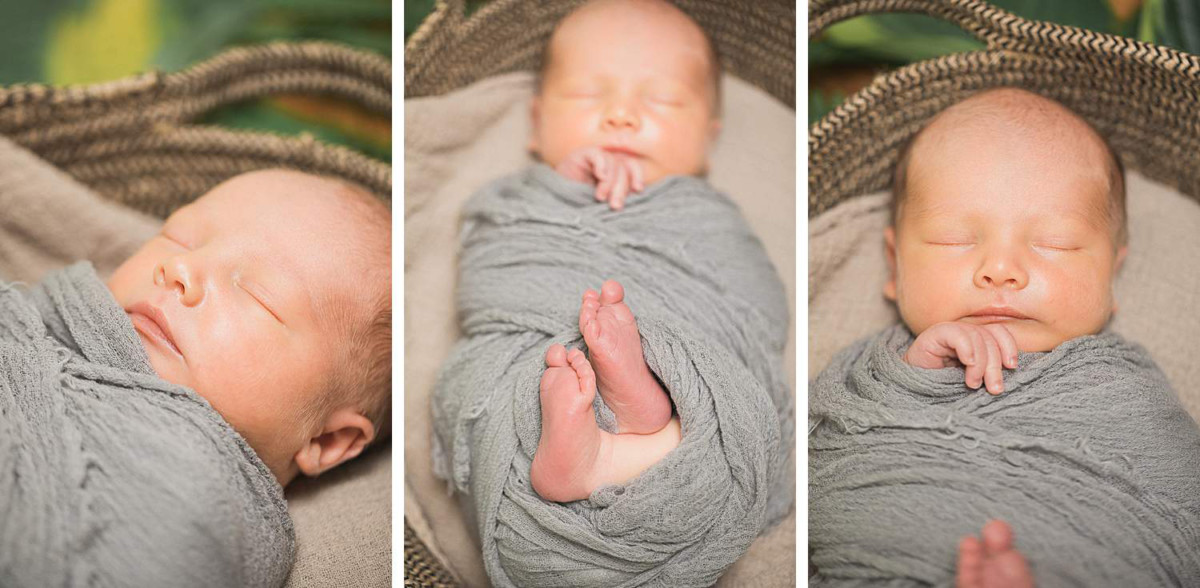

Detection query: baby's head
(885, 88), (1127, 352)
(107, 169), (391, 486)
(530, 0), (721, 184)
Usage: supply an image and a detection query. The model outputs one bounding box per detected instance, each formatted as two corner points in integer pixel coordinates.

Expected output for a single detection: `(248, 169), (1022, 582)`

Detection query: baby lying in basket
(809, 88), (1200, 586)
(431, 0), (792, 586)
(0, 169), (390, 587)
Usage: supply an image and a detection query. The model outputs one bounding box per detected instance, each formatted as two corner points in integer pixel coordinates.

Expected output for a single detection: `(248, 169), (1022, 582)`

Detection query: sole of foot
(530, 344), (610, 503)
(579, 279), (673, 434)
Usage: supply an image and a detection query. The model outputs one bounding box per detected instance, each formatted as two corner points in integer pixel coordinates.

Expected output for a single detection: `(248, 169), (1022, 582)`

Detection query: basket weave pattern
(809, 0), (1200, 218)
(0, 42), (392, 219)
(405, 0), (795, 106)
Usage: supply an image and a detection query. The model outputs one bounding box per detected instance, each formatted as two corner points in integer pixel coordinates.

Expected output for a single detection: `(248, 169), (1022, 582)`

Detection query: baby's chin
(132, 330), (189, 386)
(960, 317), (1099, 353)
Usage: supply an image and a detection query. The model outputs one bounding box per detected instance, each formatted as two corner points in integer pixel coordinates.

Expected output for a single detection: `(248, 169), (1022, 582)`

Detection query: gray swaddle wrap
(0, 262), (294, 587)
(431, 165), (794, 587)
(810, 324), (1200, 586)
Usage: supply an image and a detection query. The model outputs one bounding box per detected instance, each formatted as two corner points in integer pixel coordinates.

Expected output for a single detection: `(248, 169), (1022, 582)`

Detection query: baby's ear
(883, 227), (898, 301)
(293, 408), (376, 477)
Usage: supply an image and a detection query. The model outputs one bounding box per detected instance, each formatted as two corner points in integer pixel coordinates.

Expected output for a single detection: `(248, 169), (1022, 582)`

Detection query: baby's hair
(890, 88), (1127, 247)
(534, 0), (723, 114)
(304, 179), (392, 445)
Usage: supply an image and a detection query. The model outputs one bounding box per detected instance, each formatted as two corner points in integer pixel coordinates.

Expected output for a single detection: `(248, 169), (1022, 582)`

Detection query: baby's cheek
(896, 264), (959, 333)
(1041, 265), (1113, 333)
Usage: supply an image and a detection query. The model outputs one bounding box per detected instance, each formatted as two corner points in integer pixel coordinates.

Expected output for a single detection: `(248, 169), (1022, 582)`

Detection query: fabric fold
(432, 165), (793, 587)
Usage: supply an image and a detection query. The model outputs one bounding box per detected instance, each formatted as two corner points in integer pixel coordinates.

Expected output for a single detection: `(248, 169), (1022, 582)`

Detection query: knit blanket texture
(809, 324), (1200, 586)
(0, 262), (294, 587)
(431, 165), (793, 587)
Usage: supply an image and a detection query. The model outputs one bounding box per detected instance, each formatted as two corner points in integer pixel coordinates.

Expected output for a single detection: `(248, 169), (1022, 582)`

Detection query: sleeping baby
(809, 88), (1200, 586)
(431, 1), (793, 586)
(1, 169), (391, 587)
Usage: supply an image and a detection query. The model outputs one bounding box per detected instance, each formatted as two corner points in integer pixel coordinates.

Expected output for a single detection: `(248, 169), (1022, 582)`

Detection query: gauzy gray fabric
(810, 324), (1200, 586)
(431, 165), (793, 587)
(0, 263), (294, 588)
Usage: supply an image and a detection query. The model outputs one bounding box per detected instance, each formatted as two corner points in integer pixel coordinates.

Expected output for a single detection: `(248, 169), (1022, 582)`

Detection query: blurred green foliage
(0, 0), (390, 160)
(810, 0), (1198, 125)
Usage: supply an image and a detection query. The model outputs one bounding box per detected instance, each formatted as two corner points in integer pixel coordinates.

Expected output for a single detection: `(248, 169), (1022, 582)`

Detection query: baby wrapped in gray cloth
(809, 325), (1200, 585)
(0, 263), (293, 587)
(432, 165), (794, 587)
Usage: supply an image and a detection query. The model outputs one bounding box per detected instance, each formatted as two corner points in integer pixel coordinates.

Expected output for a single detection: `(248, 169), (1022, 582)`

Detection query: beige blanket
(0, 134), (391, 587)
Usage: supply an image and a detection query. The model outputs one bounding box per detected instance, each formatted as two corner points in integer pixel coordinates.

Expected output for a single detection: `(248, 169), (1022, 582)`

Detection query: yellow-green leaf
(45, 0), (162, 85)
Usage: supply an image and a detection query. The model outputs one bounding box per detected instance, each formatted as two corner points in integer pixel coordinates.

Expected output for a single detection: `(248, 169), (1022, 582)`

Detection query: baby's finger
(594, 154), (615, 202)
(924, 324), (976, 367)
(628, 158), (645, 193)
(980, 329), (1005, 395)
(586, 149), (609, 182)
(961, 328), (988, 389)
(610, 162), (630, 210)
(984, 323), (1019, 369)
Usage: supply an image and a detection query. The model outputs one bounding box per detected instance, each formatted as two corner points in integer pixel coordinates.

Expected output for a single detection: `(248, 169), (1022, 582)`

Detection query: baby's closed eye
(923, 234), (976, 247)
(1031, 239), (1081, 251)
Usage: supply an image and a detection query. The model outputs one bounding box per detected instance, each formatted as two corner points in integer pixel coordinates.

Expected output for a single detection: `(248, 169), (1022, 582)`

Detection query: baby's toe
(546, 344), (568, 367)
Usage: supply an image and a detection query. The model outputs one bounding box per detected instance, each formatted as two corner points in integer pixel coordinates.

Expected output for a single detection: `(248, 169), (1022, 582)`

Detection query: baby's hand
(904, 321), (1018, 395)
(555, 146), (644, 211)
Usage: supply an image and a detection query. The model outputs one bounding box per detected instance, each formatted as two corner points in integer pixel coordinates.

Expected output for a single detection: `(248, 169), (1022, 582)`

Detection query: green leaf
(1160, 0), (1200, 55)
(808, 89), (845, 126)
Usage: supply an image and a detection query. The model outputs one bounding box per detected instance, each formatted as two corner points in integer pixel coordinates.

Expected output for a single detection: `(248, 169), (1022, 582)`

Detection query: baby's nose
(602, 102), (640, 131)
(157, 258), (202, 306)
(974, 254), (1028, 290)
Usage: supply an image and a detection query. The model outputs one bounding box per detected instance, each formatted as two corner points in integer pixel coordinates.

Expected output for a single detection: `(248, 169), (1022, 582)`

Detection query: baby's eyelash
(1034, 243), (1080, 252)
(160, 233), (190, 249)
(646, 94), (683, 106)
(239, 282), (284, 324)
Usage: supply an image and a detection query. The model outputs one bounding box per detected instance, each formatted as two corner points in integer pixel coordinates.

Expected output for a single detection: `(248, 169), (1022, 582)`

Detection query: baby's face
(107, 171), (367, 475)
(530, 0), (718, 185)
(886, 121), (1126, 352)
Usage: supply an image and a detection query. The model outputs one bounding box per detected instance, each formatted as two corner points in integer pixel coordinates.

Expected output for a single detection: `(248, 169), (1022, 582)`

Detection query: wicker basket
(0, 41), (391, 219)
(809, 0), (1200, 218)
(405, 0), (795, 106)
(404, 1), (794, 585)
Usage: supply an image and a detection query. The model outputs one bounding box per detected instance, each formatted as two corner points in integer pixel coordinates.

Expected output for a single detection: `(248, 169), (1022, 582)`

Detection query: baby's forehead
(917, 89), (1115, 161)
(177, 169), (389, 303)
(544, 0), (713, 74)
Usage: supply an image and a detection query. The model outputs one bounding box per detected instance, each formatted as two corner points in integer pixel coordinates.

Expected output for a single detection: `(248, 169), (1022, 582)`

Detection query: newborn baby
(809, 88), (1200, 586)
(108, 169), (392, 486)
(431, 1), (791, 585)
(524, 0), (721, 503)
(0, 169), (390, 587)
(889, 88), (1125, 586)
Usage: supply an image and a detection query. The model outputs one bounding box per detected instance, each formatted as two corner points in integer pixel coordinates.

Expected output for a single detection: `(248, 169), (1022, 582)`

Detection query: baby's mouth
(601, 145), (642, 158)
(126, 303), (183, 358)
(963, 306), (1031, 323)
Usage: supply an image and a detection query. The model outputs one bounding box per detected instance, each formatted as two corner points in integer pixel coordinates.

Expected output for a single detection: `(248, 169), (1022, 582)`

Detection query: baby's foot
(579, 280), (672, 434)
(956, 520), (1035, 588)
(530, 344), (613, 502)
